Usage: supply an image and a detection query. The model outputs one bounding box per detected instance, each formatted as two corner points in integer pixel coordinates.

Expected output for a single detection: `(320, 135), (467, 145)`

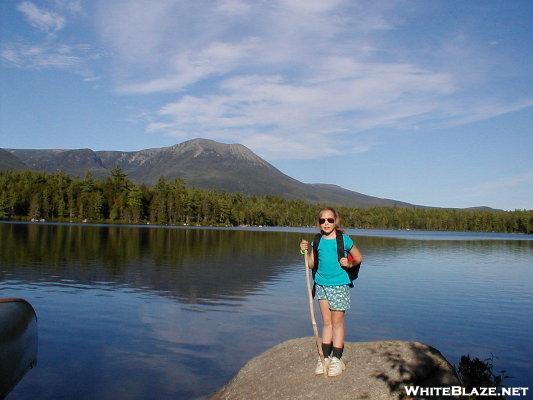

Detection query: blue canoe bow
(0, 298), (38, 398)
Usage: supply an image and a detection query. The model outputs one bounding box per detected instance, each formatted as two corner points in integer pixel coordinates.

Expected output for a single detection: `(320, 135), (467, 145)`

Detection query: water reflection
(1, 223), (301, 304)
(1, 222), (531, 399)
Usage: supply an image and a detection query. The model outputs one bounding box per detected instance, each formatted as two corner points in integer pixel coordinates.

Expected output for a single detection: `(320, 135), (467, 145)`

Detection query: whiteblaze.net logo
(403, 386), (529, 397)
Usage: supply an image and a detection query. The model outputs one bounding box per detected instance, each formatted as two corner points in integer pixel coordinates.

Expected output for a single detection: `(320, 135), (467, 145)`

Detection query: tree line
(0, 169), (531, 233)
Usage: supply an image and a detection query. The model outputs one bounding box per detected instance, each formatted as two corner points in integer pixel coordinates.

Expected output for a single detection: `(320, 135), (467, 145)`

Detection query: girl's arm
(300, 239), (315, 268)
(349, 246), (363, 267)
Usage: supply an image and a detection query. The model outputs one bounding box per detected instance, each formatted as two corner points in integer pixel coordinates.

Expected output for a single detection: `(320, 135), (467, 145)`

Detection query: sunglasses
(319, 218), (335, 224)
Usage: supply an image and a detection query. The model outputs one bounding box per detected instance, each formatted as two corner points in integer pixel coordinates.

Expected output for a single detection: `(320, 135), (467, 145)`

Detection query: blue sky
(1, 0), (532, 210)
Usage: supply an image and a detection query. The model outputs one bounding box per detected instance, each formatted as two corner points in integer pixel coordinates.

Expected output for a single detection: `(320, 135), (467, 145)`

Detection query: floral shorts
(315, 284), (351, 311)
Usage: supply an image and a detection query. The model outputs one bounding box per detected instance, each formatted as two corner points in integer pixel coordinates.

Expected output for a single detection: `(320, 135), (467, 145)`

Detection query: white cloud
(464, 172), (533, 210)
(53, 0), (83, 14)
(1, 42), (98, 80)
(120, 39), (260, 94)
(215, 0), (250, 16)
(75, 1), (533, 158)
(96, 0), (189, 65)
(2, 43), (79, 68)
(279, 0), (345, 14)
(433, 99), (533, 128)
(145, 58), (458, 158)
(468, 172), (533, 194)
(18, 1), (65, 32)
(94, 0), (473, 157)
(4, 1), (98, 79)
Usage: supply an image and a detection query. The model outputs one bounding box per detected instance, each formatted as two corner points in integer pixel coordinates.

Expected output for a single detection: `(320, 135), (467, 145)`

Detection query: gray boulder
(212, 337), (460, 400)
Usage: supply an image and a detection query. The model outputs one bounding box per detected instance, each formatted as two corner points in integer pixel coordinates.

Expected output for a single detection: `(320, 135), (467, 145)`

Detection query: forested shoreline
(0, 170), (531, 234)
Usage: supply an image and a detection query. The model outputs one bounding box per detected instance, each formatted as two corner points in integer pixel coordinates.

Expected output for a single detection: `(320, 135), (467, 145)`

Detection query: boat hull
(0, 298), (38, 398)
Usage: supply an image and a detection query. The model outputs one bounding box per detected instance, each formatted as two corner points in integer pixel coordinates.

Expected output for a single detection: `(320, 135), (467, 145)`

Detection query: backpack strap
(312, 233), (321, 269)
(311, 233), (321, 299)
(335, 231), (345, 261)
(336, 231), (358, 288)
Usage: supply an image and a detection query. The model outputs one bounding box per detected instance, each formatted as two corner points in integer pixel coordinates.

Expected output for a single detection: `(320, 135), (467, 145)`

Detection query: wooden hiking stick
(303, 249), (328, 378)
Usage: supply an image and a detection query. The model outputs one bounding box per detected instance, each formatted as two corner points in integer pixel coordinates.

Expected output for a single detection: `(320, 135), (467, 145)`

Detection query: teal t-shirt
(313, 233), (354, 286)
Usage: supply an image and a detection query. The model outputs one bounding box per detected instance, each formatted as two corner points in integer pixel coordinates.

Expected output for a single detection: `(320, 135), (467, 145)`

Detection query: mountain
(307, 184), (418, 208)
(6, 148), (108, 177)
(464, 206), (502, 212)
(0, 148), (28, 171)
(7, 139), (421, 208)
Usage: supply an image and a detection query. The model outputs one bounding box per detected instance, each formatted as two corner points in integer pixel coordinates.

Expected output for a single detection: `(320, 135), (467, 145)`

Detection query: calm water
(1, 222), (532, 399)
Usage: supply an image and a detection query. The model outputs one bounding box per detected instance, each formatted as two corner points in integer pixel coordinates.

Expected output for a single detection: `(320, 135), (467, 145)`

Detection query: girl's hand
(300, 239), (309, 252)
(339, 257), (350, 267)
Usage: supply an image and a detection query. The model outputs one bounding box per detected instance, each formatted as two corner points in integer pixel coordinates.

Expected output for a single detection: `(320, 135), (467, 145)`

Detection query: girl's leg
(328, 310), (346, 376)
(318, 300), (333, 346)
(314, 300), (333, 374)
(331, 310), (345, 349)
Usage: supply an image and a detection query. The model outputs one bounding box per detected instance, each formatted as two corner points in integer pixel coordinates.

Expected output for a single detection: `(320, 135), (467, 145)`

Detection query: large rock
(212, 337), (460, 400)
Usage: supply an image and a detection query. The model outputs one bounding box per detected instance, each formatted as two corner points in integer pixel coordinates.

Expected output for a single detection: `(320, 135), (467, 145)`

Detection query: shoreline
(1, 219), (531, 241)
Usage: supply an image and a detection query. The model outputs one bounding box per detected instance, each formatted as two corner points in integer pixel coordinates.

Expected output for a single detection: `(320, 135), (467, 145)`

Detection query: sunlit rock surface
(212, 337), (460, 400)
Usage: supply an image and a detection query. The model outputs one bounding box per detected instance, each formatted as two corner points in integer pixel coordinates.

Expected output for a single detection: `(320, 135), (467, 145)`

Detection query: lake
(1, 222), (532, 399)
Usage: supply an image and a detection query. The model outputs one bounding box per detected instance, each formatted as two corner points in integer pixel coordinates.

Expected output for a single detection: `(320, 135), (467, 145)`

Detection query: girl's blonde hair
(317, 207), (344, 233)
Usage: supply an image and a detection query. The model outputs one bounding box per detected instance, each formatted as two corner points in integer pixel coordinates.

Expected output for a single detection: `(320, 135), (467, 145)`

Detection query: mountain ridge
(0, 148), (29, 171)
(3, 139), (440, 209)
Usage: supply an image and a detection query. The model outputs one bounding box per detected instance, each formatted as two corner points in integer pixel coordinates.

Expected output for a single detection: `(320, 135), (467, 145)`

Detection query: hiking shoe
(314, 356), (330, 375)
(327, 357), (345, 377)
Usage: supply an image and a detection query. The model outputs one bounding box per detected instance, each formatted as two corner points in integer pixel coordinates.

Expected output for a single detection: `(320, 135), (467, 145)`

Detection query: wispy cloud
(18, 1), (65, 33)
(464, 172), (533, 210)
(52, 0), (83, 14)
(215, 0), (251, 16)
(3, 43), (78, 69)
(6, 0), (531, 160)
(3, 2), (100, 80)
(432, 99), (533, 128)
(1, 42), (99, 80)
(92, 0), (532, 158)
(144, 58), (457, 158)
(119, 39), (260, 94)
(467, 172), (533, 194)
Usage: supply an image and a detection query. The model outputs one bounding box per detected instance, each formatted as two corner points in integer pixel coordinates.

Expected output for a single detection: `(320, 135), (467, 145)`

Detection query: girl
(300, 207), (363, 377)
